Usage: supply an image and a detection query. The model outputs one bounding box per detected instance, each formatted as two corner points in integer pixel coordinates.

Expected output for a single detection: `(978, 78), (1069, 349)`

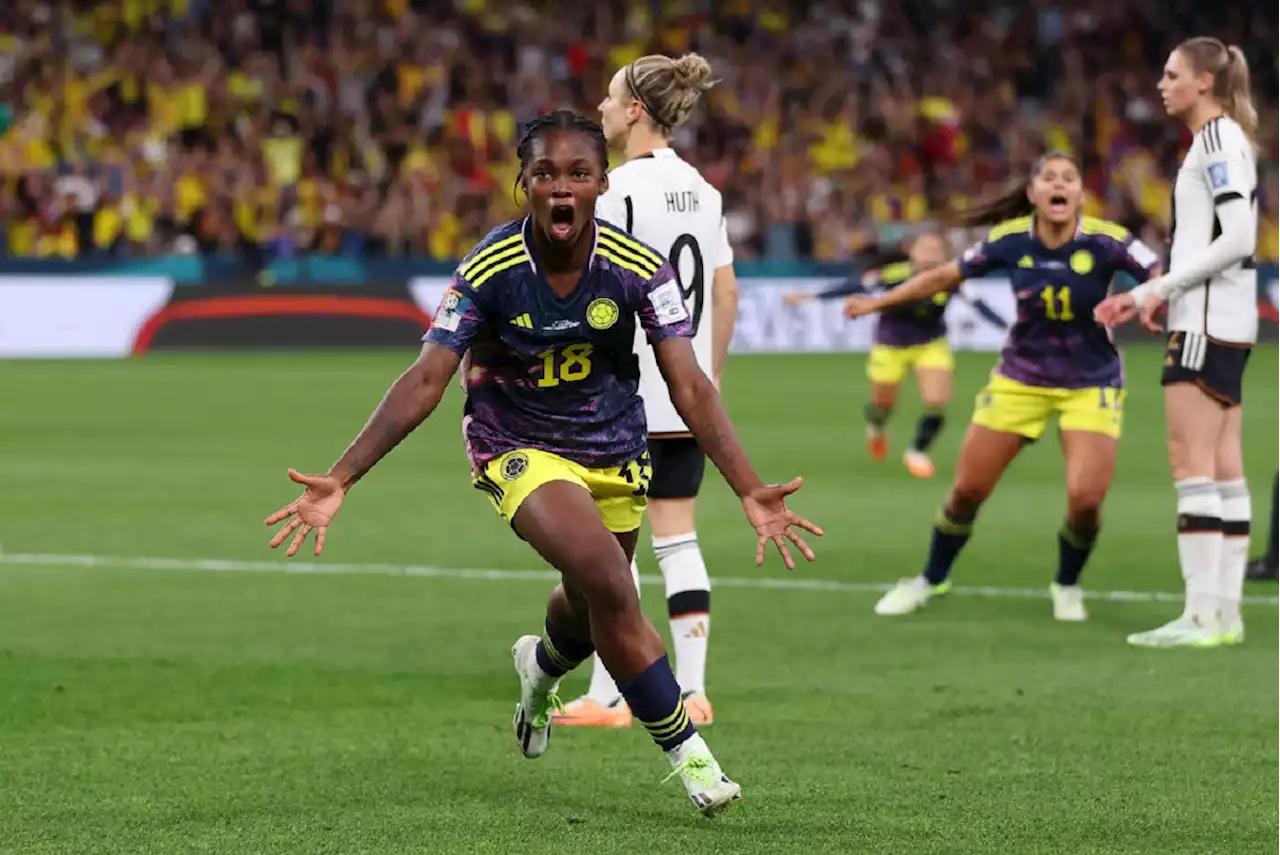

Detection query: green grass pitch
(1, 346), (1276, 854)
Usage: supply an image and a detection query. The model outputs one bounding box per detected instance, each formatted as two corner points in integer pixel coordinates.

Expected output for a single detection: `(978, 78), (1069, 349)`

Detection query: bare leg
(1055, 430), (1117, 587)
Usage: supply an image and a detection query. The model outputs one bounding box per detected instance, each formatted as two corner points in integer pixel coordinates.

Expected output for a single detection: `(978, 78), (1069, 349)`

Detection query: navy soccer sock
(1055, 523), (1097, 586)
(922, 508), (975, 586)
(912, 410), (945, 453)
(534, 619), (594, 679)
(617, 655), (698, 751)
(865, 402), (891, 429)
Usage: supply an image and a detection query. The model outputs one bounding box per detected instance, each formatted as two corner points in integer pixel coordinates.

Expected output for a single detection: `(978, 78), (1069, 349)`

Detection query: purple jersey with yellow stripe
(957, 216), (1159, 389)
(874, 259), (952, 347)
(424, 218), (692, 472)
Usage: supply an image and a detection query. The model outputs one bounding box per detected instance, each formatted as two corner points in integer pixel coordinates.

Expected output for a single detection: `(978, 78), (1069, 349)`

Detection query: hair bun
(673, 53), (718, 93)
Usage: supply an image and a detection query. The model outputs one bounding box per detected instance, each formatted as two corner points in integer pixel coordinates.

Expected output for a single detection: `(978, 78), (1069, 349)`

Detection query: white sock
(1175, 477), (1223, 623)
(1217, 479), (1251, 628)
(584, 557), (640, 704)
(655, 532), (711, 697)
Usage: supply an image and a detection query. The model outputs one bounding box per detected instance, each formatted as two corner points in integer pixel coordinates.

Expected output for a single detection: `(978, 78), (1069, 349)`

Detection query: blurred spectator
(0, 0), (1275, 262)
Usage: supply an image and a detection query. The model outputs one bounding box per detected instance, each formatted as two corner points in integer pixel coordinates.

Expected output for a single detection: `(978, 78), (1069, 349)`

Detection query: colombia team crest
(501, 452), (530, 481)
(586, 298), (620, 330)
(1069, 250), (1095, 275)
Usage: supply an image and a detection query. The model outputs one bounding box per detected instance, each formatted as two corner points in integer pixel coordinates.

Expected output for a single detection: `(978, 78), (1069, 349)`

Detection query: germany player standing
(554, 54), (736, 728)
(1096, 38), (1260, 647)
(846, 153), (1160, 621)
(263, 111), (820, 817)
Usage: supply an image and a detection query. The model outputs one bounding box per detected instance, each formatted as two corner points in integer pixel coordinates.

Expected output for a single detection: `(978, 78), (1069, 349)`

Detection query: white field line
(0, 551), (1276, 608)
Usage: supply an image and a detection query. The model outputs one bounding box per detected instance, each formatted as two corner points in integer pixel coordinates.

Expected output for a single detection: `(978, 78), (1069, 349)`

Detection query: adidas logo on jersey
(510, 314), (534, 329)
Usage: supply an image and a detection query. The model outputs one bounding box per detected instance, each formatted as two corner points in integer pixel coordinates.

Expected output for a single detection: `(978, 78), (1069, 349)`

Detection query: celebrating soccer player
(1096, 38), (1260, 647)
(550, 53), (738, 730)
(845, 152), (1160, 622)
(263, 110), (820, 817)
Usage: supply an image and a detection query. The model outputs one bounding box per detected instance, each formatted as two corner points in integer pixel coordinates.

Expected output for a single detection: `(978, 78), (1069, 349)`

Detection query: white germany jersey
(597, 148), (734, 434)
(1167, 115), (1258, 343)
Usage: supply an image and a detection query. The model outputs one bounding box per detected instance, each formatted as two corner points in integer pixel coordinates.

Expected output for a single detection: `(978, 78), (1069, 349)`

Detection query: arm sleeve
(714, 216), (734, 269)
(1114, 234), (1161, 284)
(1134, 138), (1256, 302)
(956, 236), (1005, 279)
(595, 186), (630, 231)
(422, 272), (490, 354)
(634, 263), (694, 345)
(816, 275), (867, 299)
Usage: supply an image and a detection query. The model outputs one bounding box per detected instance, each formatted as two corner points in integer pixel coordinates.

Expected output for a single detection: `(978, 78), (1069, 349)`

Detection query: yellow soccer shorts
(971, 373), (1125, 440)
(473, 447), (652, 533)
(866, 338), (955, 385)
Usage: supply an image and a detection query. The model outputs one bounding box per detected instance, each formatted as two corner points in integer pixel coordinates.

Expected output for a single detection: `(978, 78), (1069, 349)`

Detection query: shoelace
(662, 755), (716, 788)
(531, 691), (565, 730)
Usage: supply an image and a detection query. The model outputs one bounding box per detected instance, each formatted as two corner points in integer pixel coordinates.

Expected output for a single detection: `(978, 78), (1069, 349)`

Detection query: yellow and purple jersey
(957, 216), (1159, 389)
(874, 259), (952, 347)
(424, 218), (692, 472)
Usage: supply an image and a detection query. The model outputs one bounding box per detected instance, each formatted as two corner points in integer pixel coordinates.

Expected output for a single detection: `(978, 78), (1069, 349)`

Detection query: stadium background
(2, 2), (1278, 853)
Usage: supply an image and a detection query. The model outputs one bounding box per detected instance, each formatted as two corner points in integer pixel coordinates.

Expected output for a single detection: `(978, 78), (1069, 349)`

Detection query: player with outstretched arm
(846, 152), (1160, 622)
(550, 52), (738, 729)
(784, 234), (1008, 478)
(263, 111), (820, 818)
(1096, 37), (1260, 647)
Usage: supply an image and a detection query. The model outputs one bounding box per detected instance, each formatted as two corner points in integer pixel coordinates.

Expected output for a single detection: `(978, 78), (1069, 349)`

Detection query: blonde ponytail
(1223, 45), (1258, 141)
(1177, 37), (1258, 141)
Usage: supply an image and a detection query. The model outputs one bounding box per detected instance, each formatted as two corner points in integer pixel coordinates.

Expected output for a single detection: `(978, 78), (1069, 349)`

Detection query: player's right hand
(265, 468), (346, 557)
(1093, 293), (1138, 328)
(842, 295), (876, 318)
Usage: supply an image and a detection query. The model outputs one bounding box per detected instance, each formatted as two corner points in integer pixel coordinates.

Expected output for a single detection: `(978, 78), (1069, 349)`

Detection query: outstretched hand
(1094, 289), (1165, 334)
(1094, 293), (1138, 328)
(741, 477), (823, 570)
(265, 468), (346, 557)
(843, 295), (878, 319)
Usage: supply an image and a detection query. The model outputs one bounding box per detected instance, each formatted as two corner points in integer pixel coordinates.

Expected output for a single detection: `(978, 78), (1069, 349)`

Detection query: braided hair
(512, 109), (610, 202)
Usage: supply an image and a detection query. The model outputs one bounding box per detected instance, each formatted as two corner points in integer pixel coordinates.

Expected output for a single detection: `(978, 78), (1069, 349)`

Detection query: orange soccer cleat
(866, 426), (888, 461)
(682, 693), (715, 726)
(551, 696), (633, 727)
(903, 449), (936, 479)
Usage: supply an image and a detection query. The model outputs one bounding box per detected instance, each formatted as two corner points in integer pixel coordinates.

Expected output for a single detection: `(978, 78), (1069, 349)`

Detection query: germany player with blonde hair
(553, 53), (739, 729)
(1096, 38), (1260, 648)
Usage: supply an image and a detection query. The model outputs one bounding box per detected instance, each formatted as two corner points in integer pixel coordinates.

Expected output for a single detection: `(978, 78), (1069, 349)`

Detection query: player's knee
(947, 482), (990, 517)
(579, 561), (642, 620)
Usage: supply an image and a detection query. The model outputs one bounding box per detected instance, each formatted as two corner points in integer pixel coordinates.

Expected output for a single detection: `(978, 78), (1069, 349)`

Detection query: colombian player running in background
(553, 53), (736, 729)
(1096, 38), (1260, 648)
(263, 111), (820, 817)
(784, 234), (1007, 478)
(846, 152), (1160, 622)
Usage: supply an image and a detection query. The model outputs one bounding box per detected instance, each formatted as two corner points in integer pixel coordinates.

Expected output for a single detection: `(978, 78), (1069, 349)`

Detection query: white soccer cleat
(874, 576), (948, 616)
(511, 635), (563, 759)
(1126, 615), (1224, 649)
(1218, 619), (1245, 646)
(1050, 583), (1088, 622)
(664, 734), (742, 818)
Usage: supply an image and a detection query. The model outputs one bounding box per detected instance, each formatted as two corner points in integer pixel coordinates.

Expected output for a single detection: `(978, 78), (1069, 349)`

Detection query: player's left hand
(741, 477), (823, 570)
(1135, 290), (1167, 334)
(265, 468), (346, 557)
(842, 295), (877, 319)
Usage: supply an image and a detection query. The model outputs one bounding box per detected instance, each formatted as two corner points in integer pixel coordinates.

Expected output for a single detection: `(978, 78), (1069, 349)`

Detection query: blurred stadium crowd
(0, 0), (1275, 263)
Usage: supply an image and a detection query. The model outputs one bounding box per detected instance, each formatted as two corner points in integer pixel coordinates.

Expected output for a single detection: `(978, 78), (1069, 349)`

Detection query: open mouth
(1048, 194), (1070, 216)
(549, 204), (575, 240)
